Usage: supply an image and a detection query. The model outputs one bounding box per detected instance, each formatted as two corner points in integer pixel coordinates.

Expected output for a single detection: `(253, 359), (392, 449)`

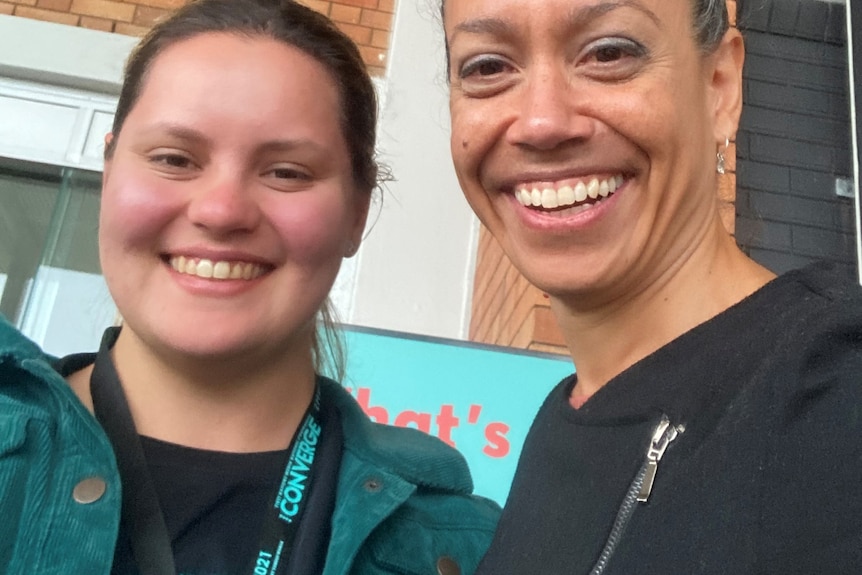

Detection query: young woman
(443, 0), (862, 572)
(0, 1), (497, 573)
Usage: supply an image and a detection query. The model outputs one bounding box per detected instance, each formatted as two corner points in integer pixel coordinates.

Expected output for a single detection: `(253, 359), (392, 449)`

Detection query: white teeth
(541, 188), (558, 209)
(530, 188), (542, 207)
(514, 175), (624, 211)
(574, 182), (588, 202)
(196, 259), (214, 278)
(558, 185), (575, 206)
(168, 257), (265, 281)
(213, 261), (231, 279)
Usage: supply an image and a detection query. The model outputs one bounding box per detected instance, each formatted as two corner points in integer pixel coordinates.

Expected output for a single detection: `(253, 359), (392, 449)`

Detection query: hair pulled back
(108, 0), (380, 195)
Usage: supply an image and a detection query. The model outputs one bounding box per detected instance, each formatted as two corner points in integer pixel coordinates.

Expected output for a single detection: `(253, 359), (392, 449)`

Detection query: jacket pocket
(0, 414), (28, 456)
(0, 413), (39, 572)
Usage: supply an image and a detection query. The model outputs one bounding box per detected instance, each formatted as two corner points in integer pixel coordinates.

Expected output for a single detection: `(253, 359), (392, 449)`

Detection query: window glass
(0, 159), (115, 355)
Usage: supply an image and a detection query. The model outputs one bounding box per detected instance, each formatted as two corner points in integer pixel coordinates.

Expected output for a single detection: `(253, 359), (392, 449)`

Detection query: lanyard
(90, 328), (324, 575)
(250, 392), (323, 575)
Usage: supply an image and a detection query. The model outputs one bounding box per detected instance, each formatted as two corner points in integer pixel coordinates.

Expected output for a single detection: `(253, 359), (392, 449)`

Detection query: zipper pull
(637, 415), (684, 503)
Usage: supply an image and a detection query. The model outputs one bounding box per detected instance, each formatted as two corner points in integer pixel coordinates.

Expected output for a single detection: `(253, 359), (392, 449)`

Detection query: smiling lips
(515, 175), (624, 210)
(169, 255), (267, 280)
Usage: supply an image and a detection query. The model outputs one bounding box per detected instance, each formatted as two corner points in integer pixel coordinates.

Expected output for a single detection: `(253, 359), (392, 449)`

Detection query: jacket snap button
(436, 556), (461, 575)
(73, 476), (107, 504)
(363, 477), (382, 492)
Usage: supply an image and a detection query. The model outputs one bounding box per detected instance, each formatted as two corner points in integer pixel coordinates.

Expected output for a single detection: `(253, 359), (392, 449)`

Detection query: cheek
(449, 100), (488, 172)
(590, 83), (682, 168)
(266, 193), (354, 265)
(99, 169), (183, 259)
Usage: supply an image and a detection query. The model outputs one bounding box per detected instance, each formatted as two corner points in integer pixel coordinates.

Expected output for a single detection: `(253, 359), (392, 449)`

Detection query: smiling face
(446, 0), (741, 304)
(99, 32), (369, 364)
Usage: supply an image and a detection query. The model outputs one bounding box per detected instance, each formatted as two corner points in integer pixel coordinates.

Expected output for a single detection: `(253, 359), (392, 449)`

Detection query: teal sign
(340, 326), (573, 505)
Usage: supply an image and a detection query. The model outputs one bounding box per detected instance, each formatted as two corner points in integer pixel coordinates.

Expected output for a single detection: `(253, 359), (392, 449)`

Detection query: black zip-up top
(476, 262), (862, 575)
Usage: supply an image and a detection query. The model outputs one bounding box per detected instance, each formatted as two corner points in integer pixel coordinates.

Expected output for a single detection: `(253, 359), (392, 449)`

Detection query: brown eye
(150, 153), (194, 170)
(271, 168), (307, 180)
(262, 163), (314, 192)
(595, 45), (624, 63)
(455, 53), (518, 98)
(579, 37), (648, 82)
(585, 37), (646, 65)
(163, 155), (190, 168)
(460, 56), (511, 79)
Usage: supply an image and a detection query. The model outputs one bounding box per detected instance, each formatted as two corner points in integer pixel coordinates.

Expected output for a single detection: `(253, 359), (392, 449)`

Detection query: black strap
(90, 327), (327, 575)
(91, 329), (177, 575)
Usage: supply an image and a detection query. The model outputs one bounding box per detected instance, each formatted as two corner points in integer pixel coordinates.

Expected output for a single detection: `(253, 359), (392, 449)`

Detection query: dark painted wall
(736, 0), (856, 274)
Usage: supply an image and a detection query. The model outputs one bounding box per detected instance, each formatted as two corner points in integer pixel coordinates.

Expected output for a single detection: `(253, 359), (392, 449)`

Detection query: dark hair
(106, 0), (379, 379)
(692, 0), (729, 53)
(440, 0), (730, 57)
(107, 0), (379, 195)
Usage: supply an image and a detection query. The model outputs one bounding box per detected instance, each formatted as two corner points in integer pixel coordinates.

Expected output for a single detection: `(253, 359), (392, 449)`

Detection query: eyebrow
(449, 0), (661, 42)
(575, 0), (661, 27)
(257, 138), (330, 156)
(138, 123), (330, 155)
(140, 123), (210, 145)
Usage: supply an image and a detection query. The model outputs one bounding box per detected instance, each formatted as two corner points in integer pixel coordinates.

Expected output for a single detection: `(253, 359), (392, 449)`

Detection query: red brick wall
(470, 0), (738, 354)
(469, 227), (567, 355)
(2, 0), (394, 76)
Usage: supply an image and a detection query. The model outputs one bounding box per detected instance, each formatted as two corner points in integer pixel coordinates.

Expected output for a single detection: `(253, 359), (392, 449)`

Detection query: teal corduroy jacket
(0, 318), (499, 574)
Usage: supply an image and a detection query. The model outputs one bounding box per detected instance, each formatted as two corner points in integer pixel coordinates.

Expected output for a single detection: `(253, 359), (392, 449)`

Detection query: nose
(507, 65), (595, 151)
(186, 172), (261, 236)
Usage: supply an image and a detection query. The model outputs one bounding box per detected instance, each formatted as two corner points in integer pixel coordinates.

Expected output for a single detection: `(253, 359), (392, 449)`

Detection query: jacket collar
(319, 376), (473, 494)
(0, 315), (66, 389)
(0, 315), (43, 362)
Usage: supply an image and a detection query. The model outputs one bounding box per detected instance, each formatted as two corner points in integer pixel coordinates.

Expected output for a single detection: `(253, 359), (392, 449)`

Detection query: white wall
(0, 8), (479, 341)
(0, 14), (136, 94)
(353, 2), (479, 339)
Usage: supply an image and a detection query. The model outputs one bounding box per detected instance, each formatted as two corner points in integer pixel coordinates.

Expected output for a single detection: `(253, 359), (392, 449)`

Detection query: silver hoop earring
(716, 137), (729, 175)
(344, 241), (358, 257)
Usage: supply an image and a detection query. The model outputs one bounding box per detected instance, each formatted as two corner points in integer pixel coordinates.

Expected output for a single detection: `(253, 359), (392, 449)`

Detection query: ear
(102, 132), (115, 183)
(708, 28), (745, 143)
(345, 190), (372, 258)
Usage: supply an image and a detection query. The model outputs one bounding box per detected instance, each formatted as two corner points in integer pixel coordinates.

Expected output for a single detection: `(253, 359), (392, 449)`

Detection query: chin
(514, 249), (617, 295)
(163, 332), (260, 361)
(134, 316), (268, 361)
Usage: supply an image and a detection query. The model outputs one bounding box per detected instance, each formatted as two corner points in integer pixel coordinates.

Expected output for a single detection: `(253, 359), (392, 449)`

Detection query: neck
(553, 218), (775, 399)
(103, 328), (317, 453)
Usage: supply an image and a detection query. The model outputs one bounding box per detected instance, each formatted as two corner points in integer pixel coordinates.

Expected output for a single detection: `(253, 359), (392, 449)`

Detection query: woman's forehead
(443, 0), (690, 26)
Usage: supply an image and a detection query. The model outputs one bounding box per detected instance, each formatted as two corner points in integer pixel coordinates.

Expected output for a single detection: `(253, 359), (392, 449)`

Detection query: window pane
(0, 161), (62, 321)
(0, 160), (115, 355)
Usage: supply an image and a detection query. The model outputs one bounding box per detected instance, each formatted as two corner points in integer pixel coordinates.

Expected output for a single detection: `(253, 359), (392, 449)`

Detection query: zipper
(588, 415), (684, 575)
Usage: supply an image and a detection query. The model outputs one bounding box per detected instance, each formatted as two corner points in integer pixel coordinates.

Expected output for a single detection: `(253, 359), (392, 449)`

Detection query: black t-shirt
(55, 339), (343, 575)
(476, 262), (862, 574)
(110, 437), (287, 575)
